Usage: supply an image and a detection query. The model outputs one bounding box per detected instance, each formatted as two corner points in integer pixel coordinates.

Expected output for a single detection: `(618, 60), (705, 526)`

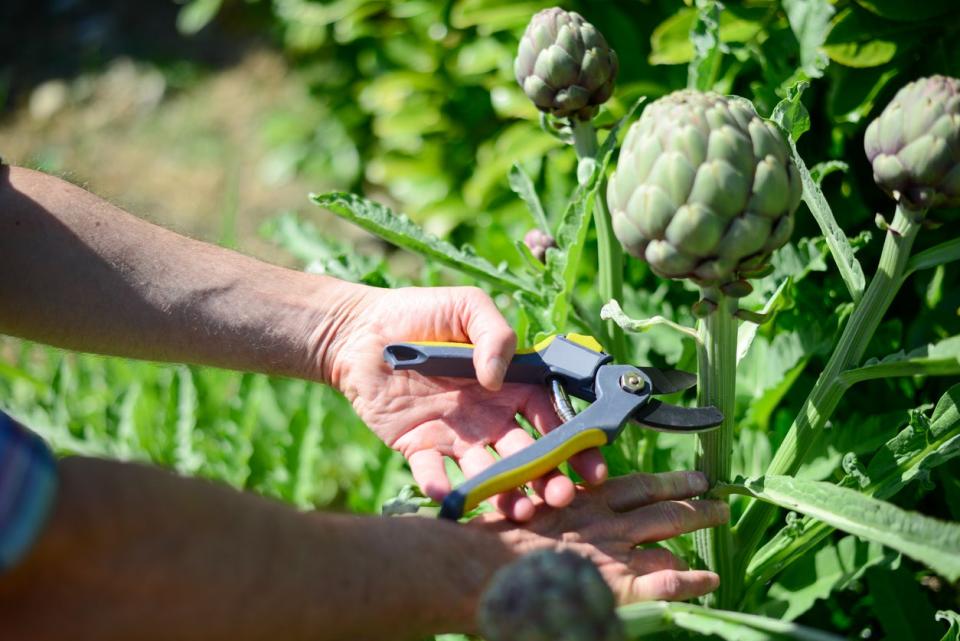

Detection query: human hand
(473, 470), (727, 604)
(327, 285), (607, 521)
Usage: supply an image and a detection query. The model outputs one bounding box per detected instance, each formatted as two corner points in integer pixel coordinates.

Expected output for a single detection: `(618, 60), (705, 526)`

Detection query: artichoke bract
(515, 8), (618, 121)
(477, 550), (625, 641)
(864, 75), (960, 211)
(607, 90), (801, 286)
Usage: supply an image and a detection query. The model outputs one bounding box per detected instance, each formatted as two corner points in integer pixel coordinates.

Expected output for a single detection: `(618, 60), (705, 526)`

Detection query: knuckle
(657, 571), (684, 597)
(657, 502), (689, 533)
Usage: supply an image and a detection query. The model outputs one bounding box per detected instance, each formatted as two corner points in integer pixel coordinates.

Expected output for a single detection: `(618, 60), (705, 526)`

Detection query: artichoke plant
(515, 7), (618, 121)
(477, 550), (624, 641)
(864, 74), (960, 211)
(607, 90), (802, 286)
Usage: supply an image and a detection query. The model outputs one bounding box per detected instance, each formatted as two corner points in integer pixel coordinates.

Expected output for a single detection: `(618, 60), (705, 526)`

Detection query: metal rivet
(620, 373), (645, 393)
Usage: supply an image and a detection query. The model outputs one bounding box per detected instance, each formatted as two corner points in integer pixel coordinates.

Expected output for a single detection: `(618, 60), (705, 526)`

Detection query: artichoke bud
(864, 75), (960, 212)
(477, 550), (625, 641)
(515, 8), (618, 121)
(607, 90), (801, 286)
(523, 228), (557, 262)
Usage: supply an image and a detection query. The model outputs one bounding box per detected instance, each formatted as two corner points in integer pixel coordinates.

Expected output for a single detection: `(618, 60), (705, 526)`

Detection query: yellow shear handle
(439, 425), (609, 519)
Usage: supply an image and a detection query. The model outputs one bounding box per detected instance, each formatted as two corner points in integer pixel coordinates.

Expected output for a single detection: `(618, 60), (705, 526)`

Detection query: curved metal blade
(631, 399), (722, 433)
(638, 367), (697, 395)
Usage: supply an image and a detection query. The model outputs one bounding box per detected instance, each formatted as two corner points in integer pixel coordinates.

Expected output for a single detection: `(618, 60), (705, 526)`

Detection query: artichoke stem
(694, 289), (738, 608)
(570, 118), (628, 364)
(733, 202), (923, 588)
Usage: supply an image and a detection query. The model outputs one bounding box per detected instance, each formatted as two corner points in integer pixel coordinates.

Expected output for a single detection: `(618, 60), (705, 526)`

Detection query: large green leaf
(727, 474), (960, 580)
(310, 192), (541, 298)
(749, 385), (960, 587)
(619, 601), (843, 640)
(783, 0), (833, 79)
(839, 335), (960, 386)
(761, 535), (893, 621)
(823, 6), (923, 67)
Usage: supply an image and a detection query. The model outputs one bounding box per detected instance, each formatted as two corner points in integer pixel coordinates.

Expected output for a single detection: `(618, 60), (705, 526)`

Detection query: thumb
(459, 288), (516, 391)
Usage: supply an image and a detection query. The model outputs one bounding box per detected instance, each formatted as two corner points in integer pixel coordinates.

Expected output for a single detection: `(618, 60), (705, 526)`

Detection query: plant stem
(734, 203), (923, 585)
(571, 118), (628, 364)
(694, 289), (738, 608)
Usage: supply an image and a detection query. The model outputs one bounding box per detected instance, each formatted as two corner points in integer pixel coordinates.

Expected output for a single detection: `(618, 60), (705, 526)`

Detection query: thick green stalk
(734, 204), (923, 577)
(571, 119), (628, 364)
(694, 290), (738, 608)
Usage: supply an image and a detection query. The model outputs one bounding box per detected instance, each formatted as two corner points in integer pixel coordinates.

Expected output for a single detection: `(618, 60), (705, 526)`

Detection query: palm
(333, 287), (604, 520)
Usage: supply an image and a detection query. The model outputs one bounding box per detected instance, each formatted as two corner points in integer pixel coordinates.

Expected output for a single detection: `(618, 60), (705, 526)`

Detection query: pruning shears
(383, 334), (723, 520)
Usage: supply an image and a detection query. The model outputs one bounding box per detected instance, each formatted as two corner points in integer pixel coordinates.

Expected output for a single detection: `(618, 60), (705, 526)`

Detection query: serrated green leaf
(619, 601), (843, 640)
(650, 7), (766, 66)
(726, 475), (960, 580)
(311, 192), (540, 298)
(783, 0), (833, 79)
(779, 110), (866, 301)
(737, 278), (792, 364)
(508, 163), (550, 233)
(840, 335), (960, 385)
(688, 0), (723, 91)
(750, 386), (960, 586)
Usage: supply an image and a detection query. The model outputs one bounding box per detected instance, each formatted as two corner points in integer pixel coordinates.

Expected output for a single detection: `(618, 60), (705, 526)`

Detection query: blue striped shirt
(0, 410), (58, 572)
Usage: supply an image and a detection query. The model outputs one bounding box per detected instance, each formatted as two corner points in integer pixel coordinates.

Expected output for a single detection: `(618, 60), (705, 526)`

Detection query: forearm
(0, 165), (362, 382)
(0, 457), (513, 641)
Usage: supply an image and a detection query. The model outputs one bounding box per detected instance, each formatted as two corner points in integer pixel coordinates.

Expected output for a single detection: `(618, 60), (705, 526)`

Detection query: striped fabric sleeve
(0, 410), (58, 573)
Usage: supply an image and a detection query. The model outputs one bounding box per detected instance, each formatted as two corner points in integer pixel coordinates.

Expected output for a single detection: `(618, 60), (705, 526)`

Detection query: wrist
(300, 278), (373, 388)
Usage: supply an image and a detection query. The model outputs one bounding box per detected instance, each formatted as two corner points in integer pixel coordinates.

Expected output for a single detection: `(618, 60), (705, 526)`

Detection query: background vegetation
(2, 0), (960, 639)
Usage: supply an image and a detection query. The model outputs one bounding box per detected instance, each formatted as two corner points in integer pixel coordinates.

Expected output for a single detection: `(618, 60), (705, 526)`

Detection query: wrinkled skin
(864, 74), (960, 211)
(515, 7), (618, 120)
(607, 90), (802, 286)
(473, 470), (727, 605)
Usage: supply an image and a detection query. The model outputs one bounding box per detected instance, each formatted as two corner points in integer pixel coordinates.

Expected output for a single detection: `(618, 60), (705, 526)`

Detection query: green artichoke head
(864, 75), (960, 211)
(607, 90), (802, 286)
(515, 7), (618, 121)
(477, 550), (625, 641)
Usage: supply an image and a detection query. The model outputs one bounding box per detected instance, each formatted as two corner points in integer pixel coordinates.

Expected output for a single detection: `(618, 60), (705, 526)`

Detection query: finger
(494, 426), (575, 509)
(625, 570), (720, 603)
(522, 391), (607, 485)
(629, 547), (688, 574)
(458, 445), (535, 522)
(569, 449), (608, 486)
(459, 288), (516, 391)
(408, 450), (451, 502)
(621, 499), (730, 544)
(603, 471), (709, 512)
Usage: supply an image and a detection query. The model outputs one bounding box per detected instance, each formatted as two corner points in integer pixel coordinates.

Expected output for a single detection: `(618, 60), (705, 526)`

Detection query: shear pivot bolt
(620, 373), (645, 393)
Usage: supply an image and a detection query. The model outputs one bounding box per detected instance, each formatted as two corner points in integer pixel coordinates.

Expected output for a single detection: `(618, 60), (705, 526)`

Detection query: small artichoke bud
(515, 7), (618, 121)
(607, 90), (801, 287)
(864, 75), (960, 212)
(477, 550), (625, 641)
(524, 228), (557, 262)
